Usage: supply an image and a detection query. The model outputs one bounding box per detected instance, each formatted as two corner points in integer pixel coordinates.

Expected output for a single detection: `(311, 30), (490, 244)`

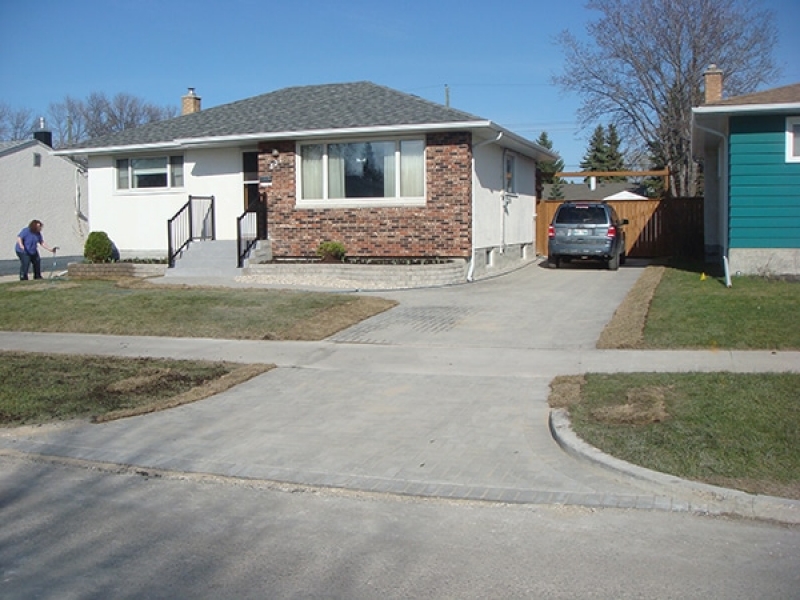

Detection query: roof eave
(693, 102), (800, 116)
(54, 120), (558, 161)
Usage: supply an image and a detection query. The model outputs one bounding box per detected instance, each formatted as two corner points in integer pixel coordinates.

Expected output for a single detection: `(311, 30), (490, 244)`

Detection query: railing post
(187, 195), (194, 241)
(167, 220), (174, 268)
(210, 196), (216, 240)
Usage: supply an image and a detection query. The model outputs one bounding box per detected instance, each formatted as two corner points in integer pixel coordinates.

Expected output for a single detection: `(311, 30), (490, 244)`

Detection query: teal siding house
(693, 70), (800, 276)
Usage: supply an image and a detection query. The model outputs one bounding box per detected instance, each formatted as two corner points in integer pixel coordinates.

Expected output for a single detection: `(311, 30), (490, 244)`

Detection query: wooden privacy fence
(535, 197), (704, 258)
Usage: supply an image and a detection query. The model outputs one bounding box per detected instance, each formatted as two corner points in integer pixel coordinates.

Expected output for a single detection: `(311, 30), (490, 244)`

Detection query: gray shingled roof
(542, 182), (650, 201)
(68, 82), (486, 151)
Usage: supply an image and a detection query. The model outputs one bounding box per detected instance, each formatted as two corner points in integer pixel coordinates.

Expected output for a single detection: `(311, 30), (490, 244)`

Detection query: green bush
(316, 240), (347, 262)
(84, 231), (114, 263)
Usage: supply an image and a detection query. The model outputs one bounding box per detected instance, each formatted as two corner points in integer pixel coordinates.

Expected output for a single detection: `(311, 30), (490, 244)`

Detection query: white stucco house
(58, 82), (557, 280)
(1, 137), (89, 263)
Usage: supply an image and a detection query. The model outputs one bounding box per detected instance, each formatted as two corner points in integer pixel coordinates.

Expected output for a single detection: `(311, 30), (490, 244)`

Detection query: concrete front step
(166, 240), (242, 278)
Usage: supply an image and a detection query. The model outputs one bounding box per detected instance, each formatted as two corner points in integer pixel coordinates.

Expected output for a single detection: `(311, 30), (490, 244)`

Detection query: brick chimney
(181, 87), (201, 115)
(703, 65), (723, 104)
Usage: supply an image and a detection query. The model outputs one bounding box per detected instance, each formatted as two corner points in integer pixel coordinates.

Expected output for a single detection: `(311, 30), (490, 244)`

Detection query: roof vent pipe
(33, 116), (53, 147)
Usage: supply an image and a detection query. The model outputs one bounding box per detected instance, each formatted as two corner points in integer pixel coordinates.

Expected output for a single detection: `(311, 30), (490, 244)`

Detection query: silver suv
(547, 202), (628, 270)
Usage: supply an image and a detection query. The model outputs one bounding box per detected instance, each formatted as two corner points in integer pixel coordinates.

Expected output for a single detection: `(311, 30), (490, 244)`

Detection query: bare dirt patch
(589, 386), (672, 425)
(596, 266), (665, 349)
(548, 375), (586, 409)
(106, 368), (174, 393)
(92, 363), (273, 423)
(9, 282), (81, 292)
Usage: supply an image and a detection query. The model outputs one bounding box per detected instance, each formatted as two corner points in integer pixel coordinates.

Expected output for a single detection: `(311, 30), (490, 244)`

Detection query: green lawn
(0, 278), (392, 426)
(0, 279), (395, 340)
(566, 264), (800, 499)
(0, 351), (271, 426)
(565, 372), (800, 499)
(643, 267), (800, 349)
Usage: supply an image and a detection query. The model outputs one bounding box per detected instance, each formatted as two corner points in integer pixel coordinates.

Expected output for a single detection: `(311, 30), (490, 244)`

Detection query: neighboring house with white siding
(1, 137), (89, 262)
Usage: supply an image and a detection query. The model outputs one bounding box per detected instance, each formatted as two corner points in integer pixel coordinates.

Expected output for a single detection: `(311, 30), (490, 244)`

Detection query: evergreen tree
(580, 124), (627, 182)
(580, 125), (608, 181)
(548, 179), (565, 200)
(604, 124), (626, 180)
(535, 131), (565, 184)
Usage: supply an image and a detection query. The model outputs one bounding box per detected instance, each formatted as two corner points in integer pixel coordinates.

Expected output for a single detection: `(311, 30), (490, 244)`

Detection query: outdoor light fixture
(268, 148), (281, 170)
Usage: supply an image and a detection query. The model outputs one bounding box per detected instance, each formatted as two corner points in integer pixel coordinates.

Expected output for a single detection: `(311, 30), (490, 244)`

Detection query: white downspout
(468, 131), (503, 281)
(695, 122), (731, 287)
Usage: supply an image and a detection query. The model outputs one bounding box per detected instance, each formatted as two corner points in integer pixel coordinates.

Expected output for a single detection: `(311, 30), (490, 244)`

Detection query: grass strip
(0, 279), (396, 340)
(643, 267), (800, 349)
(0, 351), (271, 426)
(551, 372), (800, 499)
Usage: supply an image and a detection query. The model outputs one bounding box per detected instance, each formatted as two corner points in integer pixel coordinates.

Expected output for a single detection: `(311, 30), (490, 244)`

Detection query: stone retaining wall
(240, 260), (468, 290)
(67, 263), (168, 279)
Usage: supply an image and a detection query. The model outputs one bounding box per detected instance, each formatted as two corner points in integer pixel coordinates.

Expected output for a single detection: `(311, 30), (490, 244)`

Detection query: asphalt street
(2, 454), (798, 600)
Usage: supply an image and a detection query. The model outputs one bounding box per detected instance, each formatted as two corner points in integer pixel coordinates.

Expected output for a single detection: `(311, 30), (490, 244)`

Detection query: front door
(243, 152), (267, 239)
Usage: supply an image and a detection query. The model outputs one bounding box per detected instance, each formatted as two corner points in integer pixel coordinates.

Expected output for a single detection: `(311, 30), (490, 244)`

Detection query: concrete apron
(1, 262), (798, 522)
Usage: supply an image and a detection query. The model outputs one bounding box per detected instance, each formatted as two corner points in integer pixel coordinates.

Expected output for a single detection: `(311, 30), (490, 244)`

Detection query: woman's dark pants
(16, 250), (42, 280)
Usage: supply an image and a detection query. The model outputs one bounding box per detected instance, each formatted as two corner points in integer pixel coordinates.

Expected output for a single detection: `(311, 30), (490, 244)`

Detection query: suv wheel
(549, 256), (560, 269)
(607, 251), (620, 271)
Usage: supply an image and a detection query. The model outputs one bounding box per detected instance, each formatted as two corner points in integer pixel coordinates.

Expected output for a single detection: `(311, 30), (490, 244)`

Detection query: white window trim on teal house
(116, 155), (184, 191)
(786, 117), (800, 163)
(296, 138), (426, 209)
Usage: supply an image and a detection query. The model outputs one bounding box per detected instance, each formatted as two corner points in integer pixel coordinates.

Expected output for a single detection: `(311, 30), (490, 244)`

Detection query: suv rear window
(554, 205), (609, 225)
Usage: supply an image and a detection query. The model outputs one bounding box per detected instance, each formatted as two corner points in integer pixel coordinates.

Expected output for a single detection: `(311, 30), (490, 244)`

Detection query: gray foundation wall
(728, 248), (800, 277)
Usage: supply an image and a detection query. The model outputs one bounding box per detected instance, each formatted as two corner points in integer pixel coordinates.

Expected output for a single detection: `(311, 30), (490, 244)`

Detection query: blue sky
(1, 0), (798, 169)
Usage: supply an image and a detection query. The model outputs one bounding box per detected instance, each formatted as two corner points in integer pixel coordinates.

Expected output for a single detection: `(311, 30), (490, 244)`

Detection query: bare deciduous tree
(554, 0), (779, 196)
(47, 92), (178, 147)
(0, 102), (34, 141)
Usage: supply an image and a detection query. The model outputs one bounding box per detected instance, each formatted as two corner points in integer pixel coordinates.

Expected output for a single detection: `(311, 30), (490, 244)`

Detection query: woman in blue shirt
(15, 220), (57, 280)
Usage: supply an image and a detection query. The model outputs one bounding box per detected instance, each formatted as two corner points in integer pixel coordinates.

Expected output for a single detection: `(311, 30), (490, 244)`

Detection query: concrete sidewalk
(1, 262), (798, 523)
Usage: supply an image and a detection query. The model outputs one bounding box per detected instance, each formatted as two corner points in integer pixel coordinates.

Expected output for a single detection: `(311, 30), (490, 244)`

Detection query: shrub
(84, 231), (114, 263)
(316, 240), (346, 262)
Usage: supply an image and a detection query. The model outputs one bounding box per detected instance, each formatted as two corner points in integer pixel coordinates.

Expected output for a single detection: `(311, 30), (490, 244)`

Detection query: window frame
(786, 117), (800, 163)
(115, 154), (185, 191)
(296, 137), (426, 209)
(504, 152), (517, 194)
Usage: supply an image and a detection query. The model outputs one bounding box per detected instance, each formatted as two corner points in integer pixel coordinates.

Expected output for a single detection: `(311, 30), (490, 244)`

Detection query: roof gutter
(54, 120), (559, 161)
(54, 121), (495, 156)
(693, 102), (800, 116)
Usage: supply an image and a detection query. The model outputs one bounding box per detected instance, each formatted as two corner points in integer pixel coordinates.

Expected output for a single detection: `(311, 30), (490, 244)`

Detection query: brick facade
(259, 132), (473, 258)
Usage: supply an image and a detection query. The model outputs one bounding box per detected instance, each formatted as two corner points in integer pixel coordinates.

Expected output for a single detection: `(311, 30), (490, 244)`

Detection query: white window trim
(786, 117), (800, 163)
(504, 152), (517, 195)
(295, 137), (426, 209)
(115, 154), (185, 192)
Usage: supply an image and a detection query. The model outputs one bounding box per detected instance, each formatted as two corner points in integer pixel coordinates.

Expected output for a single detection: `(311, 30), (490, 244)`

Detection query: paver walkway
(1, 262), (798, 521)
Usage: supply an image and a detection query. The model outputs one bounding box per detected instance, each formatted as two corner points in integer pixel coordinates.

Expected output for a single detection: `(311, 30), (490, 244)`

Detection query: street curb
(549, 408), (800, 525)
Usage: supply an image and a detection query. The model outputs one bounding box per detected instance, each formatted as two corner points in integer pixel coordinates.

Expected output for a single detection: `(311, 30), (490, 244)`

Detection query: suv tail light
(548, 225), (555, 239)
(606, 226), (617, 239)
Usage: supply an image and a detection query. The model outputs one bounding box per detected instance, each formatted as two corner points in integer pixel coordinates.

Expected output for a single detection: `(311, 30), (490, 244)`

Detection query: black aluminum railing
(167, 195), (215, 267)
(236, 210), (258, 268)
